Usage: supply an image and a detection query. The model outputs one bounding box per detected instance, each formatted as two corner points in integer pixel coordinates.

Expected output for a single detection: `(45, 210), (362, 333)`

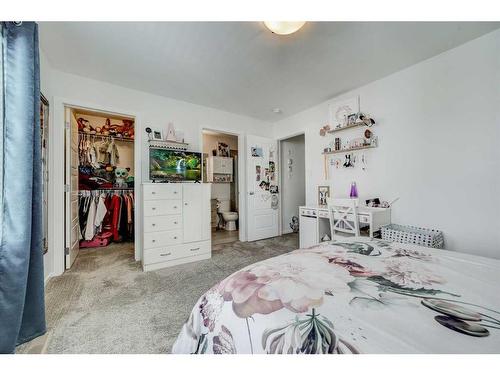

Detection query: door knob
(249, 192), (254, 195)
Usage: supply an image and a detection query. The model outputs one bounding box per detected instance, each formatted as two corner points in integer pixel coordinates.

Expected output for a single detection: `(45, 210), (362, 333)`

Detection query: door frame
(199, 127), (247, 242)
(50, 97), (142, 276)
(277, 131), (306, 236)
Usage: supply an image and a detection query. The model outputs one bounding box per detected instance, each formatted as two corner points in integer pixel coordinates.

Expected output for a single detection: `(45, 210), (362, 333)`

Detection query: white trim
(44, 273), (53, 286)
(278, 132), (306, 236)
(50, 97), (142, 276)
(200, 126), (247, 242)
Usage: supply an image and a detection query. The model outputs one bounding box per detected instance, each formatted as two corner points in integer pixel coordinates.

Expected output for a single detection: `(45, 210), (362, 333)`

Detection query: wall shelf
(322, 144), (377, 155)
(327, 122), (372, 134)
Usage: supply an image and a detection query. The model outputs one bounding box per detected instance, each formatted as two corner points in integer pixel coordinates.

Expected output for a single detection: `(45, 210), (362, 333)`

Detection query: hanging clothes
(107, 139), (120, 166)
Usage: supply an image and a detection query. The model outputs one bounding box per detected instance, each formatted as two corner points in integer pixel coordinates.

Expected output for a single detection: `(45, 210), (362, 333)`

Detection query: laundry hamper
(380, 224), (444, 249)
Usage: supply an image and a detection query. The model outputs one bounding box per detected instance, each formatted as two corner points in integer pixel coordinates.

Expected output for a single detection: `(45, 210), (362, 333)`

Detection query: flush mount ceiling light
(272, 108), (283, 114)
(264, 21), (306, 35)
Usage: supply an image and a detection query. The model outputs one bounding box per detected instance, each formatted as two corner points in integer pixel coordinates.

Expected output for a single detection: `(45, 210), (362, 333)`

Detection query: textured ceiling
(39, 22), (499, 121)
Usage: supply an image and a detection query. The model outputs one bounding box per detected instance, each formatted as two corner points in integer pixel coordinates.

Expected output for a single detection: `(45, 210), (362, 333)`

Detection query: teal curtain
(0, 22), (46, 353)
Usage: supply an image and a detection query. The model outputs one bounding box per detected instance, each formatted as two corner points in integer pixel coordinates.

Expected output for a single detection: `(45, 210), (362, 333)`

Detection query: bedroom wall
(280, 134), (305, 234)
(41, 62), (271, 276)
(272, 30), (500, 258)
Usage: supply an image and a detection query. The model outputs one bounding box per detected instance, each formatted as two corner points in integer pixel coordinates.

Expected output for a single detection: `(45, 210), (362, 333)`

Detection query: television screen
(149, 148), (202, 182)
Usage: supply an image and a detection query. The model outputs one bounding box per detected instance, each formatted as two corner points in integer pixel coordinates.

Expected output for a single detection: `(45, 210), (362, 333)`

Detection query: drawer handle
(173, 206), (177, 209)
(173, 236), (178, 239)
(174, 191), (178, 194)
(152, 192), (156, 195)
(190, 247), (200, 252)
(152, 223), (156, 227)
(152, 207), (156, 210)
(160, 252), (171, 257)
(174, 221), (178, 224)
(152, 239), (156, 243)
(184, 203), (188, 206)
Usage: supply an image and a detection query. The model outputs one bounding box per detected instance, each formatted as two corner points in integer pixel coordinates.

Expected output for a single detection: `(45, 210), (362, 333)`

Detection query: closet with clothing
(65, 107), (136, 269)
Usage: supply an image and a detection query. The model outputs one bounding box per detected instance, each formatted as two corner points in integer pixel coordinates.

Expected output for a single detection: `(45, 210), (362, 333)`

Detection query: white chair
(327, 198), (360, 240)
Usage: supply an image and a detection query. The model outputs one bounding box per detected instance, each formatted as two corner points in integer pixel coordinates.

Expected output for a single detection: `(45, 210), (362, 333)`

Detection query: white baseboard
(44, 273), (53, 286)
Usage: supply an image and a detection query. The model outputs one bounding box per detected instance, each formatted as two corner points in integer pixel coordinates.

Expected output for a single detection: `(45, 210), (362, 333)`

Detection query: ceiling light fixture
(272, 108), (282, 114)
(264, 22), (306, 35)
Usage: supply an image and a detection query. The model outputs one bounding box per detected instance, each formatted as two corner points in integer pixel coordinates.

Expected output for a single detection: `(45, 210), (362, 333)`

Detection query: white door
(65, 108), (80, 269)
(182, 183), (211, 243)
(246, 135), (279, 241)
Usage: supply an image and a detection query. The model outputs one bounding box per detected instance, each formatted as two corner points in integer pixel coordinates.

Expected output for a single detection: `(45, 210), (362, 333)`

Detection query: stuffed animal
(114, 167), (130, 188)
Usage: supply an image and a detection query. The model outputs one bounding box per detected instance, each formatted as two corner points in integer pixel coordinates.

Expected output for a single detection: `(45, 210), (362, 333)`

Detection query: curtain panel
(0, 21), (46, 354)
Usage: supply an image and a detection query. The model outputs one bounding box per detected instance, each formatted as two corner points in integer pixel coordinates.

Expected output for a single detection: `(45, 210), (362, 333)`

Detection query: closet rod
(78, 132), (135, 143)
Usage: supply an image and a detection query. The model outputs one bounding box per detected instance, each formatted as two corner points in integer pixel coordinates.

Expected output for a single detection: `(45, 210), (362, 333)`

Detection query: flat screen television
(149, 148), (202, 182)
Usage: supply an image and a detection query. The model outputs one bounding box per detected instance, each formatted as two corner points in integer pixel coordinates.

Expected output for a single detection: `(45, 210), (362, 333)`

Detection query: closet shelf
(322, 144), (377, 155)
(78, 132), (135, 142)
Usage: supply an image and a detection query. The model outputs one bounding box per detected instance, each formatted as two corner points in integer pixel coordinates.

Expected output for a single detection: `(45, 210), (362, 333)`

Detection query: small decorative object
(347, 113), (357, 125)
(359, 113), (375, 127)
(114, 167), (130, 188)
(251, 146), (263, 157)
(319, 124), (330, 136)
(269, 161), (275, 172)
(289, 216), (299, 233)
(343, 154), (354, 168)
(270, 185), (278, 194)
(334, 137), (341, 151)
(349, 181), (358, 198)
(145, 127), (153, 140)
(165, 122), (176, 141)
(321, 234), (331, 242)
(318, 186), (330, 206)
(152, 130), (163, 140)
(217, 142), (230, 157)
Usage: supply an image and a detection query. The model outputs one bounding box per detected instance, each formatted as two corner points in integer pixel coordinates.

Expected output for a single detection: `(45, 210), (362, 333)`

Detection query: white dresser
(142, 182), (211, 271)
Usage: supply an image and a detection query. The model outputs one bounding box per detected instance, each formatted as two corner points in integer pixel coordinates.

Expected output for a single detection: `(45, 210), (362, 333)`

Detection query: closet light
(264, 22), (306, 35)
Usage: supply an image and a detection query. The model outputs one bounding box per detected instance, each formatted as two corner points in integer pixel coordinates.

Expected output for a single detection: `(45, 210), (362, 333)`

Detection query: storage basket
(380, 224), (444, 249)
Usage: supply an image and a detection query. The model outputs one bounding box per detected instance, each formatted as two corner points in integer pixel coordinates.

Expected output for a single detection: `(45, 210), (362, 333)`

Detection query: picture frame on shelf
(152, 130), (163, 140)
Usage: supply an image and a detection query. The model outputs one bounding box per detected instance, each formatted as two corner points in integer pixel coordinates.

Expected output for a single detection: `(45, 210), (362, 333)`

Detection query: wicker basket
(381, 224), (444, 249)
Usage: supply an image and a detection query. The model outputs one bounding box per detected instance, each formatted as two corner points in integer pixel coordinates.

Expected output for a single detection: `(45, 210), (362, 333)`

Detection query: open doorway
(64, 106), (136, 269)
(280, 134), (305, 235)
(202, 130), (239, 245)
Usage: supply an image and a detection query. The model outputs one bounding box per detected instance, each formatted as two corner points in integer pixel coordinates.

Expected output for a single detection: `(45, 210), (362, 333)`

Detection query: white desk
(299, 205), (391, 248)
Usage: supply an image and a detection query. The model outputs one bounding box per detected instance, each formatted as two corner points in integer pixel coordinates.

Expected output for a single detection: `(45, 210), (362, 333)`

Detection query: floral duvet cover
(172, 239), (500, 354)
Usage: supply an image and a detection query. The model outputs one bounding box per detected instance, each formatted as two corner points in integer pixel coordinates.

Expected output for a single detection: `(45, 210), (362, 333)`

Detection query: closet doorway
(279, 133), (305, 235)
(64, 106), (136, 269)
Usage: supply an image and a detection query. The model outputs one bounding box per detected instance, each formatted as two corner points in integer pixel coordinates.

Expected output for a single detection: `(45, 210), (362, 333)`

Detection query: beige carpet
(17, 234), (298, 354)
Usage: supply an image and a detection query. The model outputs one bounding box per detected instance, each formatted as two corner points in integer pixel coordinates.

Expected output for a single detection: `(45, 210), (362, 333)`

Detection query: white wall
(273, 30), (500, 259)
(280, 134), (305, 234)
(41, 62), (271, 276)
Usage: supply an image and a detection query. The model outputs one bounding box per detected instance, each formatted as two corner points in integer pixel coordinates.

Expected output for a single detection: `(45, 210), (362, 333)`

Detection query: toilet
(218, 198), (238, 231)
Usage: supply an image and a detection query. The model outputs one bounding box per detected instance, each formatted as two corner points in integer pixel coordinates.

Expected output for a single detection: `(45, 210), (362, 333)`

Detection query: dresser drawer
(144, 230), (183, 249)
(143, 200), (182, 216)
(143, 184), (182, 200)
(144, 215), (182, 233)
(143, 240), (211, 265)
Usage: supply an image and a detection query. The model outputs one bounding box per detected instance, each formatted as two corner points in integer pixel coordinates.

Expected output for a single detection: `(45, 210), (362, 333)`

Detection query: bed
(172, 238), (500, 354)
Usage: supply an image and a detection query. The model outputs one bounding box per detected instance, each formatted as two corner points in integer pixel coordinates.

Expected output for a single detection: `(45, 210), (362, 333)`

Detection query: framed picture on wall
(318, 186), (330, 206)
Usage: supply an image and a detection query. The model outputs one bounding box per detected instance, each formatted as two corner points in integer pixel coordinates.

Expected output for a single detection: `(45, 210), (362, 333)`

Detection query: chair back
(327, 198), (360, 239)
